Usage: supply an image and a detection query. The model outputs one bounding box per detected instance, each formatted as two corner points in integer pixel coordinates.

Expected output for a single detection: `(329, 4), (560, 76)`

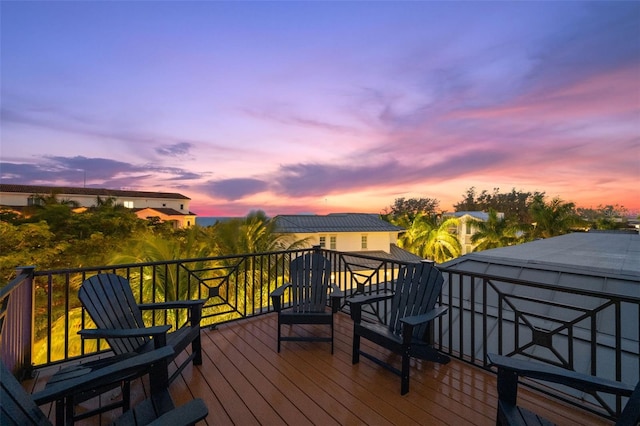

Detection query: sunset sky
(2, 1), (639, 217)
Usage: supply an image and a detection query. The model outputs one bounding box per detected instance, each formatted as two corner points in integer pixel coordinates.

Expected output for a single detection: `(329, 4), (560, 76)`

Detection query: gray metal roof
(273, 213), (404, 233)
(443, 211), (492, 221)
(441, 231), (640, 298)
(440, 231), (639, 391)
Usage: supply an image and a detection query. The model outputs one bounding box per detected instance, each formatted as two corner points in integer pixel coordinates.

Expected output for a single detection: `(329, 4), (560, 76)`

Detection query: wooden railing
(0, 266), (35, 379)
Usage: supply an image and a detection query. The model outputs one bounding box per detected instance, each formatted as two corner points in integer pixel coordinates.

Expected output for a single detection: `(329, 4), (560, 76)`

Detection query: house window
(330, 236), (337, 250)
(180, 204), (184, 210)
(27, 195), (44, 206)
(465, 222), (472, 235)
(319, 236), (326, 248)
(361, 235), (368, 249)
(123, 201), (134, 208)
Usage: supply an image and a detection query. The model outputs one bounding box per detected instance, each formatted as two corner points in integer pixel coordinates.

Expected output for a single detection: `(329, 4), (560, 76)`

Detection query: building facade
(0, 184), (196, 228)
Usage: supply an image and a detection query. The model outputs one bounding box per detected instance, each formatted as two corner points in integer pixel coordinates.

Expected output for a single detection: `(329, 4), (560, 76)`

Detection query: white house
(0, 184), (196, 228)
(442, 211), (505, 255)
(273, 213), (421, 262)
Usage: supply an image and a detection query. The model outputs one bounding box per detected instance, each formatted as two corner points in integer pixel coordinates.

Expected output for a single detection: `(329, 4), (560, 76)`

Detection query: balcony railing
(1, 247), (638, 421)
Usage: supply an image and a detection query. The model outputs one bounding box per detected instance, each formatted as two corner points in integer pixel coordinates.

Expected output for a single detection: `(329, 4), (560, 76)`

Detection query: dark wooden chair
(1, 347), (209, 426)
(78, 273), (206, 388)
(43, 273), (205, 423)
(347, 260), (450, 395)
(270, 251), (343, 353)
(488, 353), (640, 426)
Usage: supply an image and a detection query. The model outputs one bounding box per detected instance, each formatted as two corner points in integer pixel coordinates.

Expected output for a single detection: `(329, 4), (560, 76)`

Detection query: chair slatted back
(1, 361), (51, 426)
(290, 253), (331, 313)
(388, 262), (444, 338)
(79, 274), (149, 355)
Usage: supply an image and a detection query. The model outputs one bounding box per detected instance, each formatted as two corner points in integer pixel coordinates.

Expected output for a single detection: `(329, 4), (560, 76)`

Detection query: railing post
(0, 266), (35, 379)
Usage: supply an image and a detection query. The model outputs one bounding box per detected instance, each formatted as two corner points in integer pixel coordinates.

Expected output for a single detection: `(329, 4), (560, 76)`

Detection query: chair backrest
(79, 273), (149, 355)
(1, 361), (52, 425)
(289, 252), (331, 313)
(388, 261), (444, 338)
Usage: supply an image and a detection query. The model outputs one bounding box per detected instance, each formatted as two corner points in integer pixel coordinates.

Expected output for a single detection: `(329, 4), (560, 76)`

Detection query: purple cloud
(203, 178), (269, 201)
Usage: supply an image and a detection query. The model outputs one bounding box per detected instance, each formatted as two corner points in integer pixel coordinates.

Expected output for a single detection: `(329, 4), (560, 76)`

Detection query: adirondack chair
(77, 273), (206, 388)
(488, 353), (640, 426)
(347, 260), (450, 395)
(270, 251), (343, 353)
(1, 347), (209, 426)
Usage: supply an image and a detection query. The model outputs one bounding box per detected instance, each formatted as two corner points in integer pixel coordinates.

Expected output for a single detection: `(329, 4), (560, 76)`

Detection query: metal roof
(440, 231), (639, 389)
(273, 213), (404, 233)
(441, 231), (640, 298)
(443, 211), (492, 221)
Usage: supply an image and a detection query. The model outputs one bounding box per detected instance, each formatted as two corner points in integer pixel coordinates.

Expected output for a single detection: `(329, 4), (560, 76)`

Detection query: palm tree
(206, 211), (309, 318)
(470, 209), (525, 251)
(397, 213), (461, 263)
(209, 210), (306, 256)
(529, 196), (580, 239)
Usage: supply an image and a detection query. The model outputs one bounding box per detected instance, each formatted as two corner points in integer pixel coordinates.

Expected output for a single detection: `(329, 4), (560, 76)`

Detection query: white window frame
(330, 235), (337, 250)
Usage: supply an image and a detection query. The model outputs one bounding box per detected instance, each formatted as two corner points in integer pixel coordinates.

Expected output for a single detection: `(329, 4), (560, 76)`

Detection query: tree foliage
(529, 195), (582, 239)
(395, 213), (461, 263)
(470, 209), (526, 251)
(382, 197), (440, 225)
(454, 187), (544, 223)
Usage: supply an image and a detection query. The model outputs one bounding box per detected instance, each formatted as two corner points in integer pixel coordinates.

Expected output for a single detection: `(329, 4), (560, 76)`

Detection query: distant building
(442, 211), (504, 255)
(273, 213), (422, 262)
(0, 184), (196, 229)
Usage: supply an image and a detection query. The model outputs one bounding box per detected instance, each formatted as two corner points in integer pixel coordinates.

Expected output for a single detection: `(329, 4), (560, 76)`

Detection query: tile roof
(132, 207), (191, 216)
(273, 213), (404, 233)
(0, 184), (190, 200)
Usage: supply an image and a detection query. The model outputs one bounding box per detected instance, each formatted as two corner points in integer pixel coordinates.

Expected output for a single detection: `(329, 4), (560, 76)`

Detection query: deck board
(27, 312), (613, 425)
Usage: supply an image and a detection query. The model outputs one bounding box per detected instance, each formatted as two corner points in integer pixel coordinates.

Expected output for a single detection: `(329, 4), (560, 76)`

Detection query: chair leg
(401, 349), (410, 395)
(277, 319), (282, 353)
(192, 335), (202, 365)
(331, 320), (334, 354)
(352, 333), (360, 364)
(122, 380), (130, 412)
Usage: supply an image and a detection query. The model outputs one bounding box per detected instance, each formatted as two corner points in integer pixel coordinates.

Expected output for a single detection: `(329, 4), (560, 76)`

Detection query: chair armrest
(32, 347), (175, 405)
(346, 290), (394, 307)
(487, 353), (636, 396)
(329, 284), (344, 313)
(138, 299), (206, 311)
(139, 299), (206, 327)
(79, 325), (171, 340)
(347, 291), (394, 322)
(270, 283), (291, 298)
(146, 398), (209, 426)
(400, 306), (448, 327)
(329, 284), (344, 299)
(270, 283), (291, 312)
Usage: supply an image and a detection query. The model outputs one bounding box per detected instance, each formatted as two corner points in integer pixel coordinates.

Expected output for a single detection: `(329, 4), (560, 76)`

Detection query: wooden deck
(25, 313), (612, 425)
